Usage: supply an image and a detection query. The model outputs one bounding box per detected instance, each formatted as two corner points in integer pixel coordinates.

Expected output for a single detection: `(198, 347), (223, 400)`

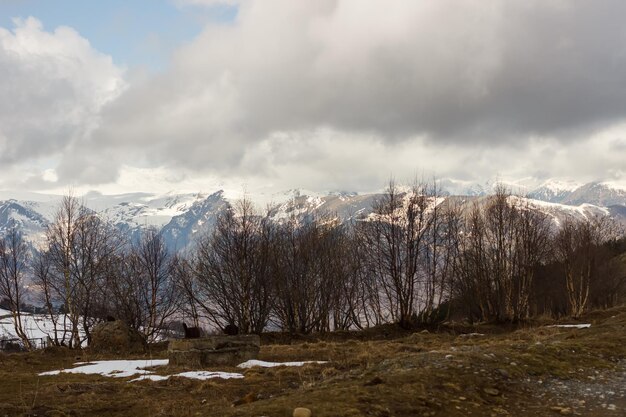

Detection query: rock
(497, 368), (510, 379)
(232, 392), (257, 406)
(293, 408), (312, 417)
(90, 320), (146, 354)
(363, 376), (384, 386)
(483, 388), (500, 396)
(168, 335), (260, 367)
(550, 406), (572, 415)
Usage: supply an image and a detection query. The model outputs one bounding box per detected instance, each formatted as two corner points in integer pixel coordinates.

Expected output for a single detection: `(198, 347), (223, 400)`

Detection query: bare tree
(554, 216), (617, 317)
(130, 227), (179, 342)
(42, 194), (83, 347)
(39, 194), (121, 347)
(420, 184), (462, 323)
(270, 214), (344, 333)
(33, 250), (62, 345)
(0, 226), (33, 350)
(454, 187), (552, 322)
(357, 180), (434, 328)
(103, 252), (144, 331)
(172, 254), (201, 327)
(192, 198), (273, 334)
(509, 199), (552, 319)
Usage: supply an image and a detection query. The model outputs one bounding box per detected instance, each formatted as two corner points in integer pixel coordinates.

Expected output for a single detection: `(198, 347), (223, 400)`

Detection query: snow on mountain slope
(0, 179), (625, 254)
(0, 191), (217, 252)
(441, 178), (539, 197)
(160, 190), (230, 251)
(88, 192), (205, 228)
(0, 200), (50, 248)
(559, 182), (626, 206)
(269, 192), (379, 224)
(508, 196), (611, 227)
(442, 178), (626, 207)
(527, 179), (583, 203)
(438, 179), (487, 196)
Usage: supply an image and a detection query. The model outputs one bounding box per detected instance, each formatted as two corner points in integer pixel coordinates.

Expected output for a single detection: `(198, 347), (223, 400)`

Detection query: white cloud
(0, 17), (125, 188)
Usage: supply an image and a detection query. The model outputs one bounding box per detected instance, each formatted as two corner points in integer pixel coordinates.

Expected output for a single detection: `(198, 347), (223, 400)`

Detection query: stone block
(168, 335), (260, 367)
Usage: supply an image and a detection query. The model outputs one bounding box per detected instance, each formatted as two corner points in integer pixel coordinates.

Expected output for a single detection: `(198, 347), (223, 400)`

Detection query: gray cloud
(3, 2), (626, 192)
(89, 1), (626, 156)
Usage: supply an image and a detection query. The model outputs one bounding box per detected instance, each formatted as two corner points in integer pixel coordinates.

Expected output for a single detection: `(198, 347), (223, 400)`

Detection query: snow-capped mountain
(0, 200), (49, 248)
(559, 182), (626, 206)
(160, 190), (230, 252)
(0, 178), (625, 254)
(443, 179), (626, 207)
(526, 179), (583, 203)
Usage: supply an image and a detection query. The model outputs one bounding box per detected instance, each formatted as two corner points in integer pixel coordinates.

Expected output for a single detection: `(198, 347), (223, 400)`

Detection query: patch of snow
(237, 359), (327, 369)
(129, 374), (169, 382)
(173, 371), (244, 380)
(0, 311), (88, 347)
(39, 359), (244, 382)
(548, 324), (592, 329)
(39, 359), (168, 378)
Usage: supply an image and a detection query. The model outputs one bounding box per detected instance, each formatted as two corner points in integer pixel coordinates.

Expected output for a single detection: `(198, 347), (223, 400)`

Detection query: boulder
(90, 320), (147, 354)
(293, 408), (312, 417)
(168, 335), (260, 367)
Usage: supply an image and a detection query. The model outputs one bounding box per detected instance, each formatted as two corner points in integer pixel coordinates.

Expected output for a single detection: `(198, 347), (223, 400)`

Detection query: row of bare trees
(1, 184), (625, 349)
(179, 199), (357, 334)
(24, 196), (180, 348)
(184, 182), (624, 332)
(454, 189), (555, 322)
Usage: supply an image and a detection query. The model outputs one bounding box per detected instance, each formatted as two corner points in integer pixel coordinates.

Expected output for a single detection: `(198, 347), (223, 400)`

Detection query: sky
(0, 0), (625, 196)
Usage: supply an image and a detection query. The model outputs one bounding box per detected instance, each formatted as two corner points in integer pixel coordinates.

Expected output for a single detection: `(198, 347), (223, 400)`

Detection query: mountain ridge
(1, 179), (625, 253)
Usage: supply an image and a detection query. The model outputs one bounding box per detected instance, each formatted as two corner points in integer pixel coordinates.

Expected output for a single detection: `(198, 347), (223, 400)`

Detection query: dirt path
(519, 362), (626, 416)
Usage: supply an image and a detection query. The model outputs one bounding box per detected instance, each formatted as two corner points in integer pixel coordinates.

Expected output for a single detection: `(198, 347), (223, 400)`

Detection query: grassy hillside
(1, 306), (625, 416)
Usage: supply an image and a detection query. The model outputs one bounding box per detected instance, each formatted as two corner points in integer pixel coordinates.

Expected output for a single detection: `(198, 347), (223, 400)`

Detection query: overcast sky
(1, 0), (625, 196)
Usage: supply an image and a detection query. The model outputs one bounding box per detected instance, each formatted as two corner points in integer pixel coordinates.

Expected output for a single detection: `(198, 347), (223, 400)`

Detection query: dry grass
(1, 306), (625, 417)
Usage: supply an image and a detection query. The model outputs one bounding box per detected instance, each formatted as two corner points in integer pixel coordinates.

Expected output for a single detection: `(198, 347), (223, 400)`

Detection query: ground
(1, 306), (625, 417)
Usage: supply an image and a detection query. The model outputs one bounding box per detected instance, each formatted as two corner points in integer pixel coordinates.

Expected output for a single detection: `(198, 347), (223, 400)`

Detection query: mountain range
(1, 179), (625, 253)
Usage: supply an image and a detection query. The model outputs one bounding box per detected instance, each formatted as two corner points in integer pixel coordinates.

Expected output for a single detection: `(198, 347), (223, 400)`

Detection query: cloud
(135, 0), (626, 142)
(0, 17), (125, 187)
(4, 1), (626, 193)
(89, 2), (626, 170)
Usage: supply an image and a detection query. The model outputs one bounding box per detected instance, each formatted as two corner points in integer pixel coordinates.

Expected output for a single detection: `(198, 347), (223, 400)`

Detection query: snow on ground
(128, 370), (244, 382)
(39, 359), (169, 378)
(549, 324), (592, 329)
(237, 359), (328, 369)
(0, 309), (86, 347)
(39, 358), (327, 382)
(129, 374), (170, 382)
(172, 371), (244, 380)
